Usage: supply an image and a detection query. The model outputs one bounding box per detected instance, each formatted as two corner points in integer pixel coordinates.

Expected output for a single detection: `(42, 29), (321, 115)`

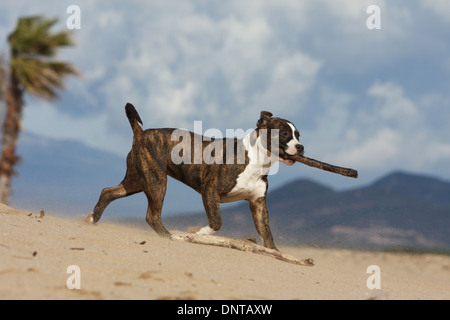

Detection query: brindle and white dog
(90, 103), (304, 250)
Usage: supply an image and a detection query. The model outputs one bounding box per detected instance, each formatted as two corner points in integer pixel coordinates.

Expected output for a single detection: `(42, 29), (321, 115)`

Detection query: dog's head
(256, 111), (304, 166)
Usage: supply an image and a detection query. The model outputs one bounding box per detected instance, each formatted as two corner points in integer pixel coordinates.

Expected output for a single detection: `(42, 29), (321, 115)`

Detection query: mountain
(371, 171), (450, 205)
(10, 132), (450, 252)
(166, 171), (450, 251)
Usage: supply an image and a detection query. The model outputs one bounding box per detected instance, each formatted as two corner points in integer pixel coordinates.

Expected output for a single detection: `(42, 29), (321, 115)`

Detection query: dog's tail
(125, 103), (143, 140)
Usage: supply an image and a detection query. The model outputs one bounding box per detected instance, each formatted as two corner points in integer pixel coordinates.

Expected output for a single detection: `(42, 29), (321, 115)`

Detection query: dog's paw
(196, 226), (216, 235)
(85, 212), (95, 224)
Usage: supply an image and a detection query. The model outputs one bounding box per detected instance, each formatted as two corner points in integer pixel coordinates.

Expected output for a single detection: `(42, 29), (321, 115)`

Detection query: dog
(90, 103), (304, 250)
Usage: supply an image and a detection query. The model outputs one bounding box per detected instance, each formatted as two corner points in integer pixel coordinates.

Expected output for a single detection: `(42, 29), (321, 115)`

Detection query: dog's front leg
(197, 189), (222, 235)
(249, 197), (278, 250)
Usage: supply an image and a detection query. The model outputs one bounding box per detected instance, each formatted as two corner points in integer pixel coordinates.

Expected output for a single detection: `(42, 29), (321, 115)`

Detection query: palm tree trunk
(0, 71), (23, 204)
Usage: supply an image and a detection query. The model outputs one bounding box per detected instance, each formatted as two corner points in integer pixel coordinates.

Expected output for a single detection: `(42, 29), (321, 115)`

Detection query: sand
(0, 203), (449, 300)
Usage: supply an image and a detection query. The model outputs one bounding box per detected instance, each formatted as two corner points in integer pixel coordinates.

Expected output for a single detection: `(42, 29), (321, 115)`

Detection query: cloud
(73, 1), (324, 140)
(334, 127), (401, 168)
(257, 53), (322, 115)
(330, 80), (450, 172)
(2, 0), (450, 186)
(426, 141), (450, 162)
(367, 81), (419, 127)
(421, 0), (450, 24)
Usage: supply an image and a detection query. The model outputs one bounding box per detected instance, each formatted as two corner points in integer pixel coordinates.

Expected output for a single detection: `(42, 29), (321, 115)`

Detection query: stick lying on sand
(289, 154), (358, 179)
(171, 233), (314, 266)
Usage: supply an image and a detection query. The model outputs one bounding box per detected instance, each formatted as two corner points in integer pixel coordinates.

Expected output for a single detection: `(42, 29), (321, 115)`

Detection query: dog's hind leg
(91, 168), (142, 223)
(141, 172), (171, 237)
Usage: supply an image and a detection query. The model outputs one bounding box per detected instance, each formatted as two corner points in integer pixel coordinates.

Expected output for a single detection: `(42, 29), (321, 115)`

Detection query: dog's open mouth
(279, 146), (305, 166)
(279, 155), (295, 166)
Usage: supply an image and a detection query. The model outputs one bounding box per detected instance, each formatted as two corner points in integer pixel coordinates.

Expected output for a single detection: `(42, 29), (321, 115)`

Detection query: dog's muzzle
(280, 144), (304, 165)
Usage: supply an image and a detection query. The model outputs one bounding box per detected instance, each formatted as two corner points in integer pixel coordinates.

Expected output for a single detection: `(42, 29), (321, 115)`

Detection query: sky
(1, 0), (450, 195)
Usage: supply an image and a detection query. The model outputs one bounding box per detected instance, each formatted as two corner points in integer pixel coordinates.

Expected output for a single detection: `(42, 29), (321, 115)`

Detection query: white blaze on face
(285, 122), (301, 155)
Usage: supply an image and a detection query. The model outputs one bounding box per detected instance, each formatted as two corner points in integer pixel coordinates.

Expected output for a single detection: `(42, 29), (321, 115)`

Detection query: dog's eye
(280, 131), (289, 137)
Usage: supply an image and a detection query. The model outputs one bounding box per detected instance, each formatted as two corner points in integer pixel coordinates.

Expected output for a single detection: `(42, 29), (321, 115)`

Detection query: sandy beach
(0, 203), (449, 300)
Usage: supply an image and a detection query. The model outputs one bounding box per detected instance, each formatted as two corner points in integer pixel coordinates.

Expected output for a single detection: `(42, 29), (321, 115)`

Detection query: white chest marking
(222, 166), (267, 203)
(221, 132), (275, 203)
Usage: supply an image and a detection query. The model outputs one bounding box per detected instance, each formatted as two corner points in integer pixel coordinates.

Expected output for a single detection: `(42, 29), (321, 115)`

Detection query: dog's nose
(296, 144), (304, 154)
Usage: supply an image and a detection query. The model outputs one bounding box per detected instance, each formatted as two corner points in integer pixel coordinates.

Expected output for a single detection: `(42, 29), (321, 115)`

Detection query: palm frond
(8, 16), (74, 58)
(7, 16), (81, 100)
(12, 57), (79, 100)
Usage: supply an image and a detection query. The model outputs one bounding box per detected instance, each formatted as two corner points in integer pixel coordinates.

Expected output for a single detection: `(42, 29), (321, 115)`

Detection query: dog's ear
(257, 111), (273, 129)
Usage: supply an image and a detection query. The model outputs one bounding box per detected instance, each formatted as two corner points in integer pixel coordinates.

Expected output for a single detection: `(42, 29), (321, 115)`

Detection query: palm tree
(0, 16), (80, 204)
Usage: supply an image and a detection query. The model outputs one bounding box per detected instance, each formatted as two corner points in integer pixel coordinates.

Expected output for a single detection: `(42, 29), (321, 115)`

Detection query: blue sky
(1, 0), (450, 195)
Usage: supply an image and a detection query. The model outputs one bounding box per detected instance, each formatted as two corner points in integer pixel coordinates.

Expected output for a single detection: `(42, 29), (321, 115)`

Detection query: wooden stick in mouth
(288, 154), (358, 179)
